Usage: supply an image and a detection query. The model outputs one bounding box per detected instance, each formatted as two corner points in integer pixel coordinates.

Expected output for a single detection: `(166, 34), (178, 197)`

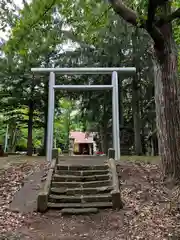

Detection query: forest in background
(0, 0), (179, 176)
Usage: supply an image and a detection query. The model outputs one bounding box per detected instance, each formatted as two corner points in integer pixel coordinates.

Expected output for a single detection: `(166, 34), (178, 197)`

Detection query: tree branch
(156, 8), (180, 27)
(8, 0), (56, 51)
(109, 0), (165, 50)
(22, 0), (29, 8)
(109, 0), (137, 25)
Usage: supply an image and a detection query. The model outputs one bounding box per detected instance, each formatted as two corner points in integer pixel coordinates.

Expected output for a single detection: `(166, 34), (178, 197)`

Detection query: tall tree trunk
(119, 78), (124, 126)
(102, 93), (109, 154)
(66, 109), (71, 150)
(9, 124), (15, 152)
(11, 128), (17, 152)
(100, 127), (104, 152)
(10, 127), (17, 152)
(27, 99), (34, 156)
(43, 105), (48, 156)
(101, 123), (108, 154)
(154, 21), (180, 180)
(42, 56), (51, 156)
(43, 83), (48, 156)
(132, 29), (142, 155)
(108, 0), (180, 180)
(132, 77), (142, 155)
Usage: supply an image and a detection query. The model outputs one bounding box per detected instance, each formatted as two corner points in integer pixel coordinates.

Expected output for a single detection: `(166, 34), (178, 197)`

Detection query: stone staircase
(48, 163), (113, 213)
(38, 152), (123, 214)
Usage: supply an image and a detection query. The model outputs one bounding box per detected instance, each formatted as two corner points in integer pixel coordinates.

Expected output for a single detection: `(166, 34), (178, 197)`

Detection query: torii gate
(31, 67), (136, 161)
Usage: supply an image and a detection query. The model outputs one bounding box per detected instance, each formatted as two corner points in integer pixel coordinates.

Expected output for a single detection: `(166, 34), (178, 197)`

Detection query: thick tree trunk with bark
(43, 106), (48, 156)
(108, 0), (180, 180)
(119, 79), (124, 126)
(132, 29), (142, 155)
(42, 83), (49, 156)
(132, 81), (142, 155)
(100, 116), (108, 154)
(101, 125), (108, 154)
(27, 99), (34, 156)
(9, 127), (17, 152)
(154, 22), (180, 180)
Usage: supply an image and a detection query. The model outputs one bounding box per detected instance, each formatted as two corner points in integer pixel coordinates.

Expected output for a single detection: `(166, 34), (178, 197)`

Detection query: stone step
(55, 169), (110, 176)
(48, 202), (112, 209)
(50, 186), (113, 195)
(49, 193), (112, 203)
(58, 156), (107, 161)
(61, 208), (99, 215)
(51, 180), (112, 188)
(53, 174), (111, 182)
(56, 164), (109, 171)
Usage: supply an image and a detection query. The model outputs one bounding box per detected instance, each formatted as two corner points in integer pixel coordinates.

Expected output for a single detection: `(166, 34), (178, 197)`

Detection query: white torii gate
(31, 67), (136, 161)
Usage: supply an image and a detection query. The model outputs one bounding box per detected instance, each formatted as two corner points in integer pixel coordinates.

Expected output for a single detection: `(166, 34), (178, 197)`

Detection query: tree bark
(42, 105), (48, 156)
(132, 78), (142, 155)
(101, 123), (108, 154)
(42, 83), (49, 156)
(132, 29), (142, 155)
(27, 99), (34, 156)
(102, 93), (109, 154)
(108, 0), (180, 180)
(10, 127), (17, 152)
(119, 78), (124, 126)
(153, 21), (180, 180)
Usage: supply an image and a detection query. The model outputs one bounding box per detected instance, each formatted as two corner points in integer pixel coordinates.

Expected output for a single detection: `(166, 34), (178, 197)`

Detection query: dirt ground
(0, 156), (180, 240)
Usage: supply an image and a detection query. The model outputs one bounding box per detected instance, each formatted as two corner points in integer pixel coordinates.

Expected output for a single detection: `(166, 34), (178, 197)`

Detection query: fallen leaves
(1, 159), (180, 239)
(118, 162), (180, 239)
(0, 160), (48, 238)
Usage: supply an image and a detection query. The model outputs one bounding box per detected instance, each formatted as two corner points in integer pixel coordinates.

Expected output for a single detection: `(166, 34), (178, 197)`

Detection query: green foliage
(0, 0), (154, 152)
(58, 147), (62, 154)
(0, 0), (179, 155)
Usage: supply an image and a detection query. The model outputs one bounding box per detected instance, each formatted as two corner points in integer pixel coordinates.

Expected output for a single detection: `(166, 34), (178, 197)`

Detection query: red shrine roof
(69, 131), (94, 144)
